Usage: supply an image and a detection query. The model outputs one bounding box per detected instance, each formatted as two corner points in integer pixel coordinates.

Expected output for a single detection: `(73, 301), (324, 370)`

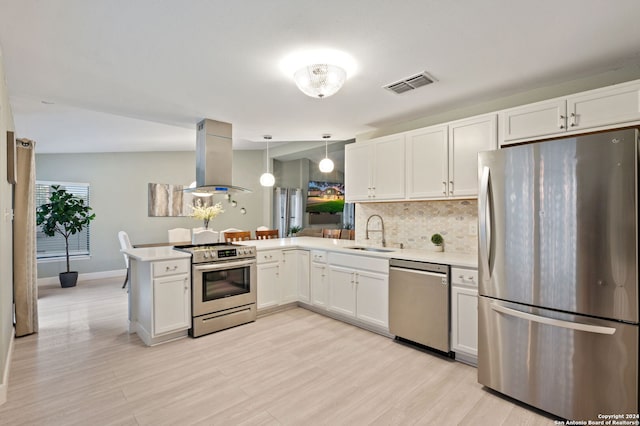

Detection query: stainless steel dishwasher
(389, 259), (450, 353)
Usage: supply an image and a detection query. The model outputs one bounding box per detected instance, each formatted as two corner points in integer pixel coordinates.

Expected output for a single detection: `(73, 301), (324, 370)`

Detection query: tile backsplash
(355, 200), (478, 254)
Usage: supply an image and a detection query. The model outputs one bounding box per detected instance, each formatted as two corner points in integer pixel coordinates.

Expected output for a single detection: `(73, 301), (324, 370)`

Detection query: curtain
(13, 138), (38, 337)
(274, 188), (303, 237)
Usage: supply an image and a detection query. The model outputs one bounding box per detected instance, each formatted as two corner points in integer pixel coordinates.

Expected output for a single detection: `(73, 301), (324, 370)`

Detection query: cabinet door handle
(570, 112), (577, 127)
(442, 181), (447, 195)
(559, 114), (566, 129)
(449, 180), (454, 195)
(166, 265), (178, 272)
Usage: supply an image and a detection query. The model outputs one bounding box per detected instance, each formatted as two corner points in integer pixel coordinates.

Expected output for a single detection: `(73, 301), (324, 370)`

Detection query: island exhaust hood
(185, 119), (251, 195)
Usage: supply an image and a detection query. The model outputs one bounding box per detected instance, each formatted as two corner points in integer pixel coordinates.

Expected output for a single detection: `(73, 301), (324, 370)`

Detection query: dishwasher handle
(389, 259), (448, 274)
(389, 267), (449, 285)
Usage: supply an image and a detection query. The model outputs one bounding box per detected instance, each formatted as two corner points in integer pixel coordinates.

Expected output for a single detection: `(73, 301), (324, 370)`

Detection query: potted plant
(36, 185), (96, 288)
(289, 225), (302, 237)
(431, 233), (444, 252)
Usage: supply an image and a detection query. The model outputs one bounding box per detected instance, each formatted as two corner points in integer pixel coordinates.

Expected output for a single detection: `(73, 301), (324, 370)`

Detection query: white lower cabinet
(354, 270), (388, 328)
(129, 257), (191, 346)
(153, 273), (191, 335)
(309, 250), (328, 308)
(282, 249), (309, 304)
(451, 267), (479, 364)
(280, 250), (299, 304)
(327, 252), (389, 330)
(257, 249), (309, 309)
(328, 265), (357, 317)
(257, 250), (282, 309)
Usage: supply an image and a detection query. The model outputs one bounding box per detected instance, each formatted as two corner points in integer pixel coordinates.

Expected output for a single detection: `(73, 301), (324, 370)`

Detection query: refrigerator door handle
(479, 166), (491, 278)
(491, 303), (616, 335)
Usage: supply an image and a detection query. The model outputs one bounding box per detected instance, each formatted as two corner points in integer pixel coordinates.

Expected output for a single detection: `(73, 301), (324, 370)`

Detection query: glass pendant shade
(294, 64), (346, 98)
(260, 172), (275, 187)
(260, 138), (275, 187)
(319, 139), (334, 173)
(319, 157), (334, 173)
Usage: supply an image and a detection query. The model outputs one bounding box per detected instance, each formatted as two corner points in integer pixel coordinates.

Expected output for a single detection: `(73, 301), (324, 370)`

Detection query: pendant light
(260, 135), (275, 187)
(319, 134), (334, 173)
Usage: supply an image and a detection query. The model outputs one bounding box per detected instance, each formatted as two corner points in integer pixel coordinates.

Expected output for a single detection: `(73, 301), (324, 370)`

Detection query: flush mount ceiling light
(259, 135), (275, 187)
(294, 64), (346, 99)
(319, 134), (334, 173)
(281, 49), (357, 99)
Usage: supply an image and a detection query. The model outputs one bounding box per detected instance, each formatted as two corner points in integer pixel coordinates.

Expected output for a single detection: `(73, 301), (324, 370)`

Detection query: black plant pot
(59, 271), (78, 288)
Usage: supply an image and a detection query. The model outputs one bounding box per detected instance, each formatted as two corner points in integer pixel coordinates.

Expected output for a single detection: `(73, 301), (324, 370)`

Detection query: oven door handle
(193, 259), (256, 272)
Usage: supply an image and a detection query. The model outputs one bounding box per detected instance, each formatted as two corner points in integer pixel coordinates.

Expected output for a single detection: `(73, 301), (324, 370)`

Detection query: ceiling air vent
(384, 71), (436, 94)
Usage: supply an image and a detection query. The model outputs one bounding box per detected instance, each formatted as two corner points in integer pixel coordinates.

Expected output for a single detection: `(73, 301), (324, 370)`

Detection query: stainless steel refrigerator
(477, 128), (638, 420)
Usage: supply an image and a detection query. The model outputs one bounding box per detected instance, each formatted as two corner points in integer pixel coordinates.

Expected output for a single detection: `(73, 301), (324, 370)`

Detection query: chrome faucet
(365, 214), (386, 247)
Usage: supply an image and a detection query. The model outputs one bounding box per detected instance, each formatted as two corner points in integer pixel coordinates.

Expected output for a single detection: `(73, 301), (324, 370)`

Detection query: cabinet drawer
(257, 250), (282, 264)
(451, 267), (478, 287)
(311, 250), (327, 263)
(328, 252), (388, 273)
(153, 259), (190, 278)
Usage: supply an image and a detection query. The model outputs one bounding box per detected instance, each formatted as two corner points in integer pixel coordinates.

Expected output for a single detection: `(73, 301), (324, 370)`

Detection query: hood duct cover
(185, 119), (251, 195)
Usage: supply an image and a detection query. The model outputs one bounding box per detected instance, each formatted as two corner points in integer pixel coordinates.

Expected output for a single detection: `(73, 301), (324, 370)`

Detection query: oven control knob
(203, 251), (209, 259)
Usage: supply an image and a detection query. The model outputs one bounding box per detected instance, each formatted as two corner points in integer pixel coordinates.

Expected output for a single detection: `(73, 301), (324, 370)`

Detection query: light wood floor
(0, 277), (556, 425)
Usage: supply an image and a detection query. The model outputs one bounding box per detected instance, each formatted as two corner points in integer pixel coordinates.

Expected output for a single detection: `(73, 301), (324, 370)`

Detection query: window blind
(36, 181), (92, 261)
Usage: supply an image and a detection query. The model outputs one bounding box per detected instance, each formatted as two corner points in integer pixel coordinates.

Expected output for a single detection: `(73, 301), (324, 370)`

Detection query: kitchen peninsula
(122, 247), (192, 346)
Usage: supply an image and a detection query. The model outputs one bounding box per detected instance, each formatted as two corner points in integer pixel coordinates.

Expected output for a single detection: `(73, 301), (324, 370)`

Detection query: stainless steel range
(174, 243), (257, 337)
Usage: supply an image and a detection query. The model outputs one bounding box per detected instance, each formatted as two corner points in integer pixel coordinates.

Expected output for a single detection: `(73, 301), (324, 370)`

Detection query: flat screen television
(306, 181), (345, 213)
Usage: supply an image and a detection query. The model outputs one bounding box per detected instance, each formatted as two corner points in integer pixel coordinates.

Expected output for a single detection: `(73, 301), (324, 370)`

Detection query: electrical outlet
(468, 223), (477, 236)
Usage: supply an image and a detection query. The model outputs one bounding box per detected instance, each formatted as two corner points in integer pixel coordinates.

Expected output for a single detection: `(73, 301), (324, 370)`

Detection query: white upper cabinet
(344, 143), (372, 201)
(405, 125), (449, 199)
(567, 81), (640, 130)
(345, 134), (405, 202)
(500, 99), (567, 142)
(372, 135), (406, 200)
(448, 114), (497, 197)
(500, 80), (640, 145)
(348, 114), (496, 202)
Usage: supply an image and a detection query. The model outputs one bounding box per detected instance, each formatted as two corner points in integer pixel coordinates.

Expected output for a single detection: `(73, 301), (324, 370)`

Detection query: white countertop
(237, 237), (478, 269)
(122, 246), (191, 262)
(121, 237), (478, 268)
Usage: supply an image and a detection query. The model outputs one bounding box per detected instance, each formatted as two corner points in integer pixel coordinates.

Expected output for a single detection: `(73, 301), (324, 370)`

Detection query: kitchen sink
(346, 246), (395, 253)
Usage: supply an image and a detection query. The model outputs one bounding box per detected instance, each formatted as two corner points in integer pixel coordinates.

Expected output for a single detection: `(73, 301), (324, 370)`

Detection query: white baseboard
(37, 269), (126, 286)
(0, 328), (15, 406)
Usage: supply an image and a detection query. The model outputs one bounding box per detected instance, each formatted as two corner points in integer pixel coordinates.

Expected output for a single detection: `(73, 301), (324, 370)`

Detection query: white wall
(0, 44), (15, 405)
(35, 150), (266, 279)
(357, 64), (640, 142)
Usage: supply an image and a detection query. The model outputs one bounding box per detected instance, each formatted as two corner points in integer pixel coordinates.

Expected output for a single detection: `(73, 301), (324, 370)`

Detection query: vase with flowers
(190, 198), (224, 229)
